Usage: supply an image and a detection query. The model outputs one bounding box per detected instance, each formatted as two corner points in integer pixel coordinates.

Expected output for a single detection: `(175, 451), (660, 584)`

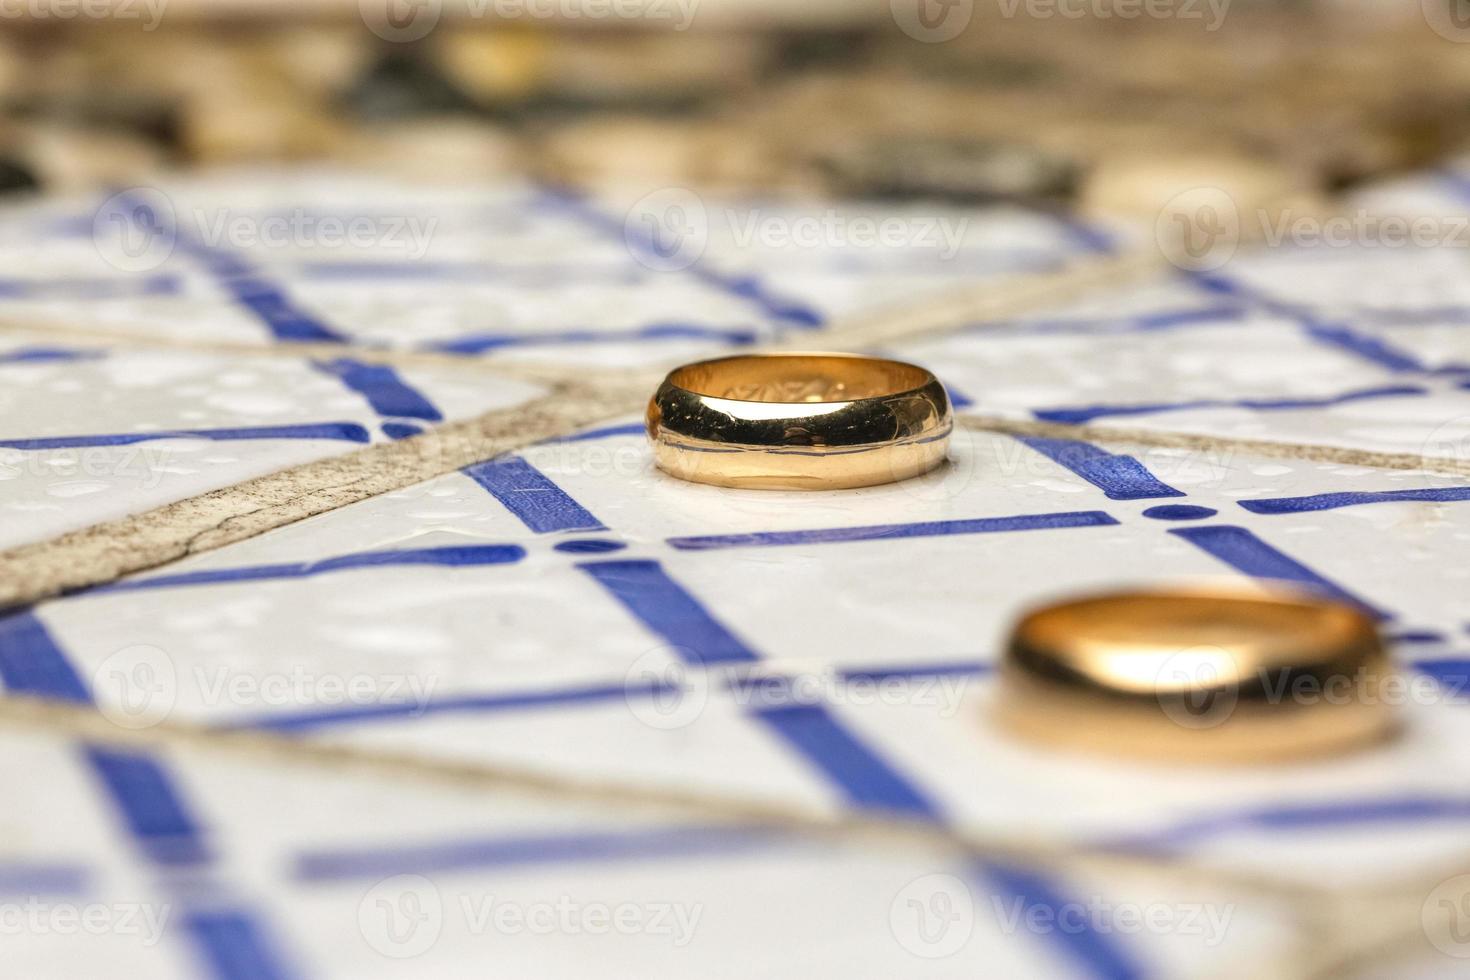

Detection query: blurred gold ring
(993, 587), (1397, 764)
(646, 352), (952, 490)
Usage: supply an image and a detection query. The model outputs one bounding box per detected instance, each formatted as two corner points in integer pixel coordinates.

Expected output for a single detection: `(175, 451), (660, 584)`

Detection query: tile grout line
(0, 381), (649, 609)
(0, 691), (1368, 909)
(959, 415), (1470, 479)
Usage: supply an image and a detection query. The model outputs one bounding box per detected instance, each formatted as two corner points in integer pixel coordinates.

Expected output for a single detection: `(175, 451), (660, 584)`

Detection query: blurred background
(1, 0), (1468, 223)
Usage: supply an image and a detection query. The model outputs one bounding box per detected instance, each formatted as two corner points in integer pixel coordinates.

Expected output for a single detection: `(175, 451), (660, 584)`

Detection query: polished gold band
(646, 352), (952, 490)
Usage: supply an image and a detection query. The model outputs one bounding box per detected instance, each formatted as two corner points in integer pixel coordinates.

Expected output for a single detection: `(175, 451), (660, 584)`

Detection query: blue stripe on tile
(1169, 525), (1390, 619)
(1097, 795), (1470, 853)
(427, 322), (760, 354)
(835, 660), (991, 684)
(752, 704), (940, 818)
(312, 358), (442, 422)
(1241, 487), (1470, 514)
(0, 863), (90, 896)
(82, 746), (212, 867)
(295, 826), (776, 882)
(1413, 658), (1470, 695)
(667, 511), (1119, 551)
(553, 422), (647, 443)
(980, 862), (1147, 980)
(1017, 438), (1184, 500)
(226, 678), (671, 733)
(97, 545), (526, 595)
(0, 423), (371, 451)
(577, 560), (759, 664)
(463, 455), (606, 532)
(119, 188), (346, 345)
(969, 305), (1248, 337)
(232, 663), (990, 734)
(1033, 384), (1427, 425)
(0, 275), (180, 300)
(0, 346), (107, 364)
(182, 910), (301, 980)
(540, 189), (824, 329)
(0, 612), (90, 702)
(1188, 271), (1428, 373)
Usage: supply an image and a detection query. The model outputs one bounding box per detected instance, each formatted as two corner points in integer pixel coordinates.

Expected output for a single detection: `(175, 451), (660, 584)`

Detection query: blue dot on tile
(554, 539), (627, 554)
(1142, 505), (1218, 521)
(1389, 630), (1445, 645)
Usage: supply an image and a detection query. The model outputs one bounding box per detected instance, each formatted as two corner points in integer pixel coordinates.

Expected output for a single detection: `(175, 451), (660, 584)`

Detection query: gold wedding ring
(647, 353), (952, 490)
(993, 587), (1398, 764)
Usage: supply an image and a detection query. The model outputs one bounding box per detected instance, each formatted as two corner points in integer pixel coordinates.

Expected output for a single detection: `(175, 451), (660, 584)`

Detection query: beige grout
(0, 692), (1345, 908)
(0, 381), (648, 608)
(958, 415), (1470, 479)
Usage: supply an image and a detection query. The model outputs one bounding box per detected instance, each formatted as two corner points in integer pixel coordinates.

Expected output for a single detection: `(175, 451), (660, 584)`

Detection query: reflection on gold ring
(647, 352), (953, 490)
